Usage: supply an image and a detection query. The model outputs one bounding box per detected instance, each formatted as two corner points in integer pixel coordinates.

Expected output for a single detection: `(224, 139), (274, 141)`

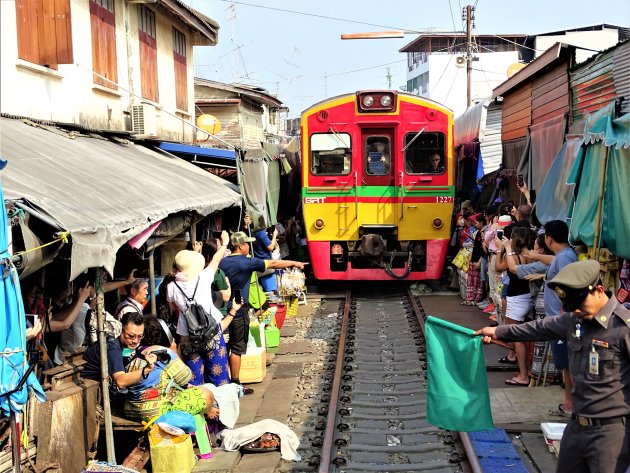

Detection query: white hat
(174, 250), (205, 280)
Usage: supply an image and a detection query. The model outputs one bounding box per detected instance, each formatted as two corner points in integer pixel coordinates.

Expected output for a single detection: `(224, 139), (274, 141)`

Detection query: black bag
(173, 279), (219, 349)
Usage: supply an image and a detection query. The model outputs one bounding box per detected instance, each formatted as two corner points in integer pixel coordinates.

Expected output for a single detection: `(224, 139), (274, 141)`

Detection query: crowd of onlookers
(450, 185), (585, 416)
(21, 214), (306, 426)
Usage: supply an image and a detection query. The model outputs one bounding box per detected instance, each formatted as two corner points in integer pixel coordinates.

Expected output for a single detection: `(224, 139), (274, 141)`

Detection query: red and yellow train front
(302, 91), (454, 281)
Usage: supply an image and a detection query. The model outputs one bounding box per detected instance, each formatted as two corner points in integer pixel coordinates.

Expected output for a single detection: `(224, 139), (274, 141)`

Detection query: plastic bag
(149, 425), (195, 473)
(154, 410), (196, 433)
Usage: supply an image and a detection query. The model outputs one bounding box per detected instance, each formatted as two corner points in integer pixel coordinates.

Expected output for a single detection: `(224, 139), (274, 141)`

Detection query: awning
(159, 142), (237, 170)
(1, 118), (242, 280)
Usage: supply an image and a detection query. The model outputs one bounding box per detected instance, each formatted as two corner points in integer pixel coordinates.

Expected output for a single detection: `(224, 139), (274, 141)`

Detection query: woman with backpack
(167, 231), (242, 386)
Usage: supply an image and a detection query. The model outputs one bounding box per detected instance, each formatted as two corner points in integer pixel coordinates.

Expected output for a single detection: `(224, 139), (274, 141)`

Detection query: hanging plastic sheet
(536, 135), (583, 224)
(526, 115), (567, 192)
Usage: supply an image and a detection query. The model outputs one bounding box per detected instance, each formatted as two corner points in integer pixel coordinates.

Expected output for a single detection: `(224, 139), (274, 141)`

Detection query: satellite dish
(507, 63), (526, 78)
(196, 114), (222, 135)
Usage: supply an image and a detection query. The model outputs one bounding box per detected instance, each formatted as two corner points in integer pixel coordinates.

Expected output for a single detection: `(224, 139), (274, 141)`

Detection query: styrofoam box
(541, 422), (567, 444)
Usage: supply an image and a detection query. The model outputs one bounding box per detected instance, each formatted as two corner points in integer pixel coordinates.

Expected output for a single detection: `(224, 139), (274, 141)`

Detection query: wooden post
(96, 267), (116, 464)
(592, 145), (609, 259)
(191, 222), (197, 249)
(149, 252), (157, 315)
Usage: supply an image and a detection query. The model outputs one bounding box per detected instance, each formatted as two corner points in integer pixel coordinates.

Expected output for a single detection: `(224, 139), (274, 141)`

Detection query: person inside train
(366, 140), (390, 175)
(422, 152), (445, 173)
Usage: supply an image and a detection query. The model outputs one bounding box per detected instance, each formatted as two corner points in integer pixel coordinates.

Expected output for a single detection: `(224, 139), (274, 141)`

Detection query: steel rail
(405, 286), (483, 473)
(318, 288), (352, 473)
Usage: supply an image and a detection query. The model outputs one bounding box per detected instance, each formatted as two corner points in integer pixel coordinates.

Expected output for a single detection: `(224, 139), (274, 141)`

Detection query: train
(301, 90), (454, 281)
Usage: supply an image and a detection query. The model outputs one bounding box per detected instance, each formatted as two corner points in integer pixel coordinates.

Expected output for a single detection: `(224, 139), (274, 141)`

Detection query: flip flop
(505, 377), (529, 386)
(498, 355), (517, 364)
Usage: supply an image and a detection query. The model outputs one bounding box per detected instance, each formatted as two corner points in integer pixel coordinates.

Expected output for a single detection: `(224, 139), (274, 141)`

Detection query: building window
(15, 0), (74, 69)
(173, 28), (187, 111)
(138, 5), (158, 102)
(90, 0), (117, 89)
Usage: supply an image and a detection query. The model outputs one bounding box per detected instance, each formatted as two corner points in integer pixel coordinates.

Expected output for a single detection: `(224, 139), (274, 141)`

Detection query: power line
(208, 0), (420, 31)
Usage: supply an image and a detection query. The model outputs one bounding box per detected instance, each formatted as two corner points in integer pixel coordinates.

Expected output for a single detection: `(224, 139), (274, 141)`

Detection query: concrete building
(0, 0), (219, 141)
(400, 34), (525, 118)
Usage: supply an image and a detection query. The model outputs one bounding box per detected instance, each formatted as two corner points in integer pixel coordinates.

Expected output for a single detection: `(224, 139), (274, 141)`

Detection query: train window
(365, 136), (390, 175)
(310, 133), (352, 175)
(403, 131), (446, 175)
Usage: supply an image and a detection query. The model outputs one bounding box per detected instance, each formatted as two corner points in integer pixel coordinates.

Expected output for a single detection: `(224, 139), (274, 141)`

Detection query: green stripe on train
(303, 186), (455, 197)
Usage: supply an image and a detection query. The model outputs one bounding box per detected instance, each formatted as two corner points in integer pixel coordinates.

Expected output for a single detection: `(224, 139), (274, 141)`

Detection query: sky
(188, 0), (630, 118)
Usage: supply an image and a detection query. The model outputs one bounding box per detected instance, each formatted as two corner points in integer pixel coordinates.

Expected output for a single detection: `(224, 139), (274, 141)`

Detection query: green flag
(425, 316), (494, 431)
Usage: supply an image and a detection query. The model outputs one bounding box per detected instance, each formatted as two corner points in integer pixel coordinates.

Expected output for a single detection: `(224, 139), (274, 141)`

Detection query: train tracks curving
(313, 286), (468, 473)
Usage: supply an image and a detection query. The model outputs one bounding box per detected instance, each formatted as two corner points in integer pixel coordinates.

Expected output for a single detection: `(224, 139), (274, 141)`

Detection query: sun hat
(174, 250), (205, 280)
(230, 231), (256, 247)
(497, 215), (513, 226)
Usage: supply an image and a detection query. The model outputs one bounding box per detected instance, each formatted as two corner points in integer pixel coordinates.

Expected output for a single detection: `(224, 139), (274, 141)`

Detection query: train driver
(366, 140), (390, 175)
(423, 152), (444, 173)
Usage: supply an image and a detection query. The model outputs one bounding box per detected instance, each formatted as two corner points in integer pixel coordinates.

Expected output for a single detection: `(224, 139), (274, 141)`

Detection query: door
(360, 129), (396, 225)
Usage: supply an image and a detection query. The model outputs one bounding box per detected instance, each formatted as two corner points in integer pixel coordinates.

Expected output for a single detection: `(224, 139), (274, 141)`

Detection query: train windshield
(310, 132), (352, 175)
(403, 131), (446, 175)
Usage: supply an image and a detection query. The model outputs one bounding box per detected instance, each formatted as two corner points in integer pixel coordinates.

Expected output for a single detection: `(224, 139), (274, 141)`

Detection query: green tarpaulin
(425, 316), (493, 432)
(567, 105), (630, 259)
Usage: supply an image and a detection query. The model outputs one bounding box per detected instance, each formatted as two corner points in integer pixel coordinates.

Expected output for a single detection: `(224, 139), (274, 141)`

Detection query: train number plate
(304, 197), (326, 204)
(435, 196), (453, 203)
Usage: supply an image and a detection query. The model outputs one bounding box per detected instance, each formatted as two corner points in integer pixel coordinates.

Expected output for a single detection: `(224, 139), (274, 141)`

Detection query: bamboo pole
(592, 145), (609, 260)
(96, 268), (116, 464)
(148, 252), (156, 315)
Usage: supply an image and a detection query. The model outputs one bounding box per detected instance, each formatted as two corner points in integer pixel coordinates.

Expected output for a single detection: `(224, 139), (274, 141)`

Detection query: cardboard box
(238, 346), (266, 384)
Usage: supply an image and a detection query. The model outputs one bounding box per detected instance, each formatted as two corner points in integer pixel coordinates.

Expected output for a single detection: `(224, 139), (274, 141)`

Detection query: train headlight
(362, 95), (374, 108)
(315, 218), (325, 229)
(380, 95), (392, 107)
(432, 218), (443, 229)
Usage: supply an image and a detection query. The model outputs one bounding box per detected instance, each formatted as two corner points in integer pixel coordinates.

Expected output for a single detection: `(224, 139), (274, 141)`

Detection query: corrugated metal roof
(570, 45), (617, 122)
(613, 41), (630, 116)
(480, 104), (503, 176)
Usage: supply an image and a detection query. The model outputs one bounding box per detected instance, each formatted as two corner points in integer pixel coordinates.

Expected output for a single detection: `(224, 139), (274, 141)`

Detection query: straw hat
(497, 215), (513, 226)
(174, 250), (205, 280)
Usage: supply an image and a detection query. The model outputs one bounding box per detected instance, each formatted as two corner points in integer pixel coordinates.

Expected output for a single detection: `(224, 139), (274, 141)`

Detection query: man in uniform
(475, 259), (630, 473)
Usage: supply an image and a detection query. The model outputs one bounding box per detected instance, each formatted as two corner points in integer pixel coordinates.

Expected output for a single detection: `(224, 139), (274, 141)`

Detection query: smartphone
(496, 230), (504, 240)
(234, 289), (242, 304)
(529, 189), (537, 204)
(25, 314), (37, 327)
(517, 174), (524, 188)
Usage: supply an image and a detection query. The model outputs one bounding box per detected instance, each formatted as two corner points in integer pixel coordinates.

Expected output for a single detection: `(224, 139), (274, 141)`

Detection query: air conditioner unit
(455, 56), (466, 68)
(130, 103), (157, 137)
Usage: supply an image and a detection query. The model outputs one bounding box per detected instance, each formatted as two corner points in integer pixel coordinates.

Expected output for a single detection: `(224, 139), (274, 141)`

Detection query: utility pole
(465, 4), (474, 108)
(386, 67), (393, 89)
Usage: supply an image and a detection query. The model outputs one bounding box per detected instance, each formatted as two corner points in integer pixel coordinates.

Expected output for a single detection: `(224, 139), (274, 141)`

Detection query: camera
(150, 348), (171, 364)
(496, 230), (504, 240)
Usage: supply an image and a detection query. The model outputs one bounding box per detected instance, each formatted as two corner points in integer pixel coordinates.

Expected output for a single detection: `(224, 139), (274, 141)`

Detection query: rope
(11, 231), (70, 259)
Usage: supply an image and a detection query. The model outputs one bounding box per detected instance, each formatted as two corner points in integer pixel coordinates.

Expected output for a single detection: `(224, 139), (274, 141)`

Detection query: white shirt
(166, 266), (223, 336)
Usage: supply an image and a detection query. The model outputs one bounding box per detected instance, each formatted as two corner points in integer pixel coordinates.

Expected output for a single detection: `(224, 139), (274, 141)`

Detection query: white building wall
(0, 0), (201, 140)
(424, 51), (519, 118)
(535, 29), (620, 63)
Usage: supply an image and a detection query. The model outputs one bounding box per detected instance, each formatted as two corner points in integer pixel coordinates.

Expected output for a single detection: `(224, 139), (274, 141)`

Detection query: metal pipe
(460, 432), (484, 473)
(12, 201), (63, 231)
(96, 268), (116, 464)
(10, 413), (20, 473)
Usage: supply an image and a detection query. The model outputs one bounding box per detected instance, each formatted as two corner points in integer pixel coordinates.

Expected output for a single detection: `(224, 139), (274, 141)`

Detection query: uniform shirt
(496, 297), (630, 418)
(544, 247), (578, 317)
(219, 254), (266, 315)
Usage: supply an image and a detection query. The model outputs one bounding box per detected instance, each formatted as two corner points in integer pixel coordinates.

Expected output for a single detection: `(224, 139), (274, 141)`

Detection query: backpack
(173, 279), (219, 349)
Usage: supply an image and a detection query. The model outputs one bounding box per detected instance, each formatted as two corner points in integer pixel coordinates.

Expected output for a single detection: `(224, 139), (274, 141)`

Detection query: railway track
(314, 286), (470, 473)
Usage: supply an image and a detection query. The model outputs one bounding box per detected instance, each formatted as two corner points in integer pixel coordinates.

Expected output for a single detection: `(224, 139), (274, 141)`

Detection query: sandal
(460, 301), (474, 306)
(549, 403), (572, 418)
(505, 377), (529, 386)
(498, 355), (517, 364)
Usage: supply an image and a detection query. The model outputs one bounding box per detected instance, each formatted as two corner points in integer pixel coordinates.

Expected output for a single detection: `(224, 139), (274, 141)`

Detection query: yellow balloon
(197, 114), (222, 135)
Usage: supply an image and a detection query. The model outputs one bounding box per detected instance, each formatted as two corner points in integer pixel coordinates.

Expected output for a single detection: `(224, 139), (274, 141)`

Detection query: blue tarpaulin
(1, 161), (46, 415)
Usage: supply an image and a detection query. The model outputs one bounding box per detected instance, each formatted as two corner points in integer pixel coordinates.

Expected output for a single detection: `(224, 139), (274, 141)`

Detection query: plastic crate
(478, 458), (529, 473)
(468, 429), (511, 444)
(472, 442), (520, 459)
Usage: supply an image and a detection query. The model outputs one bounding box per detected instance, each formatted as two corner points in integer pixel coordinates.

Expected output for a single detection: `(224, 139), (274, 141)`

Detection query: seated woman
(123, 315), (220, 421)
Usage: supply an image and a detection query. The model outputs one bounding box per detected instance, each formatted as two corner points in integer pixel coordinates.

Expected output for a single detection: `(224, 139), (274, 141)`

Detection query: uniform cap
(174, 250), (205, 280)
(230, 231), (256, 247)
(547, 260), (602, 311)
